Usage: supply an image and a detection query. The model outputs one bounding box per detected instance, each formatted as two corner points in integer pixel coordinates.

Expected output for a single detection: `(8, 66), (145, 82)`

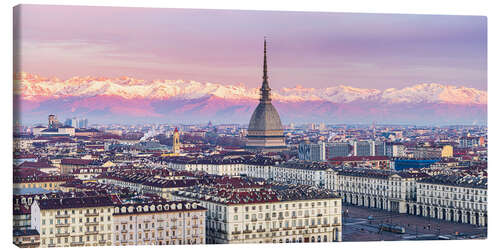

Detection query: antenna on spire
(263, 37), (268, 82)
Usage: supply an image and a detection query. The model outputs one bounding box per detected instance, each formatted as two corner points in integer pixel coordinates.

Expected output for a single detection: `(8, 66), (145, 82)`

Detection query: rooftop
(113, 200), (205, 215)
(418, 174), (487, 189)
(36, 195), (117, 210)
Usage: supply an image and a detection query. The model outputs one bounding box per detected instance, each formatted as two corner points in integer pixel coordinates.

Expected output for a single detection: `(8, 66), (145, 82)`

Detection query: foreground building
(408, 175), (487, 226)
(112, 201), (206, 246)
(31, 196), (115, 248)
(172, 181), (342, 244)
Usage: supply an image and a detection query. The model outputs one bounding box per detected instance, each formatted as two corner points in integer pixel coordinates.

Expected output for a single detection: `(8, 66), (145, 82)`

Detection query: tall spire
(263, 37), (268, 83)
(260, 37), (271, 103)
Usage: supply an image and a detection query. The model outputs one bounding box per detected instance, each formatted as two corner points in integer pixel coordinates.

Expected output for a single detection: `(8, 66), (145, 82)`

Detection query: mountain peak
(15, 72), (486, 105)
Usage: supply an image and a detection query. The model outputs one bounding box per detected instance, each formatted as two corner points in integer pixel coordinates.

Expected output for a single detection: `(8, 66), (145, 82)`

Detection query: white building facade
(112, 201), (206, 246)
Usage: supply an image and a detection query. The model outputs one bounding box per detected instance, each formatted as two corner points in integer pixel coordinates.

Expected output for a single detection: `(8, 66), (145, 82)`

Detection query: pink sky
(14, 5), (487, 90)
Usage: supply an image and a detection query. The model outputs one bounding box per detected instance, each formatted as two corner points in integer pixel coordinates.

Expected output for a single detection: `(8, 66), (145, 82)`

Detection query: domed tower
(246, 39), (287, 152)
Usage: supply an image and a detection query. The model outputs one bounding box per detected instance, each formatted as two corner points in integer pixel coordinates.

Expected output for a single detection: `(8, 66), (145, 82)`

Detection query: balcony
(251, 218), (257, 222)
(85, 212), (99, 217)
(321, 224), (330, 227)
(309, 225), (317, 228)
(55, 232), (70, 237)
(232, 231), (241, 235)
(70, 242), (84, 246)
(99, 240), (107, 244)
(85, 222), (99, 226)
(55, 223), (70, 227)
(121, 229), (128, 233)
(296, 226), (305, 230)
(85, 231), (99, 235)
(270, 228), (279, 232)
(243, 230), (252, 234)
(55, 214), (70, 219)
(282, 227), (292, 231)
(256, 229), (265, 233)
(265, 217), (271, 221)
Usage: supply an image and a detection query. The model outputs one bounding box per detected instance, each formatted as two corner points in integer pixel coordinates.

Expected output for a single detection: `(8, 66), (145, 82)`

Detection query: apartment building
(269, 162), (329, 187)
(13, 229), (40, 248)
(172, 183), (342, 244)
(165, 156), (279, 177)
(325, 168), (428, 213)
(112, 201), (206, 246)
(31, 195), (115, 247)
(408, 175), (487, 226)
(14, 173), (74, 191)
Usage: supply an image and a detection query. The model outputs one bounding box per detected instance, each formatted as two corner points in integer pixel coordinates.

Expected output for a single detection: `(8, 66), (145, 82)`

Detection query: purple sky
(14, 5), (487, 90)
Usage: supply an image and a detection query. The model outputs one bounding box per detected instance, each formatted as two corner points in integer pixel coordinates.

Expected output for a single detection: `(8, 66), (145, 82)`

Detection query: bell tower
(173, 127), (181, 155)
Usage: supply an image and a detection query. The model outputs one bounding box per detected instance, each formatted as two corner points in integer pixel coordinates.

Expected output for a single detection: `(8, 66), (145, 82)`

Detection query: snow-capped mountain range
(14, 72), (487, 125)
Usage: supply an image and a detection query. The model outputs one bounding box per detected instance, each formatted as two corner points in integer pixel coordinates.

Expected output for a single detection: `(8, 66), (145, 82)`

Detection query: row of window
(42, 215), (111, 225)
(116, 219), (201, 230)
(117, 228), (202, 241)
(42, 234), (110, 246)
(235, 201), (333, 213)
(41, 224), (112, 234)
(419, 184), (486, 194)
(43, 207), (112, 216)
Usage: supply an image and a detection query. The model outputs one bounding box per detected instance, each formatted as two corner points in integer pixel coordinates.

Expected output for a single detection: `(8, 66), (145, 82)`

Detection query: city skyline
(12, 4), (488, 248)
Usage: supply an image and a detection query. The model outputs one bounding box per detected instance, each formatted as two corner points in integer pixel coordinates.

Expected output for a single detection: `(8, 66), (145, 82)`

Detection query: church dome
(248, 102), (283, 131)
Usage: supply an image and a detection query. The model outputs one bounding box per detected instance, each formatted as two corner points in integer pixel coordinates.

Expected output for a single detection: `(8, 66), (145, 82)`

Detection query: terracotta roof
(37, 195), (115, 210)
(61, 158), (94, 165)
(18, 161), (56, 169)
